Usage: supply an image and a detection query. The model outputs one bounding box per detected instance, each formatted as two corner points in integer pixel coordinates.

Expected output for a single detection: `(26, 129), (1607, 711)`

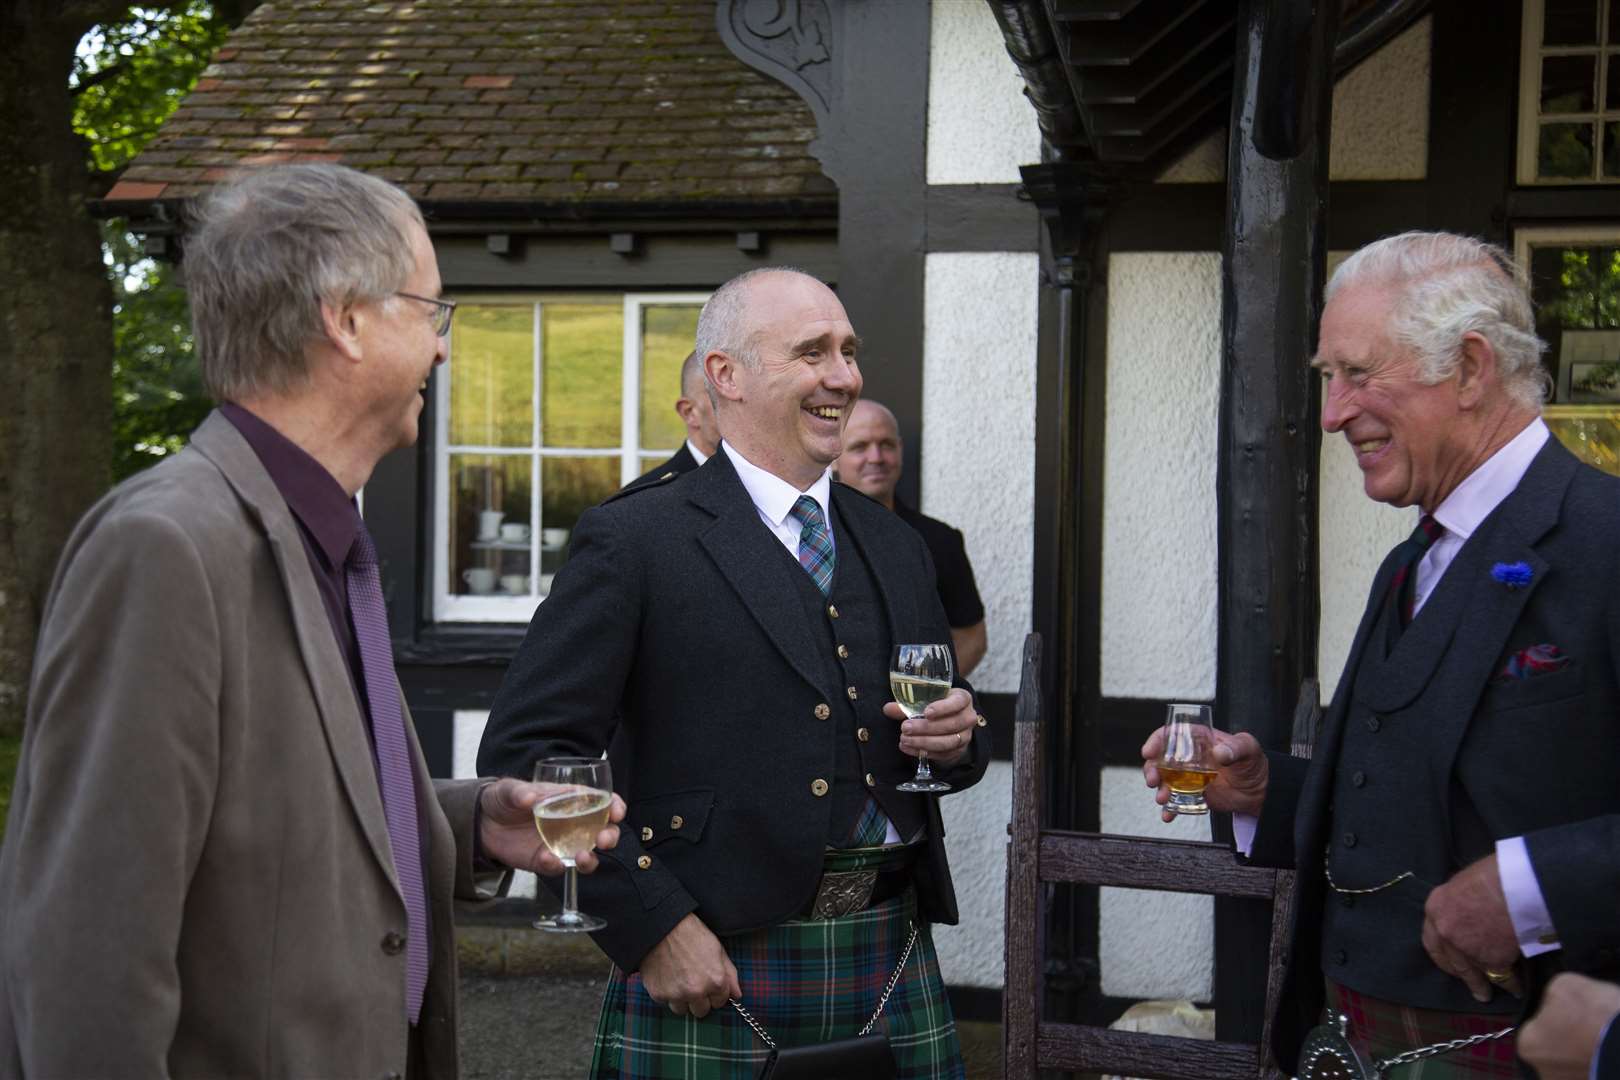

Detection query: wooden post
(1214, 0), (1336, 1048)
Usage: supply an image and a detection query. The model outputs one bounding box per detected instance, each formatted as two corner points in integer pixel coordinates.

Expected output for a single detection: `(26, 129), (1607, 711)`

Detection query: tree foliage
(74, 4), (246, 479)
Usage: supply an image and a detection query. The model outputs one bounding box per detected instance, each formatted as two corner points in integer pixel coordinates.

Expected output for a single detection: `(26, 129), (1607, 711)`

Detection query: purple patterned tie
(346, 527), (429, 1024)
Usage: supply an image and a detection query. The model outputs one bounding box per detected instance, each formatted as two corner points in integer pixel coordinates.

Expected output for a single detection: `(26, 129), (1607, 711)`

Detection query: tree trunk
(0, 2), (123, 737)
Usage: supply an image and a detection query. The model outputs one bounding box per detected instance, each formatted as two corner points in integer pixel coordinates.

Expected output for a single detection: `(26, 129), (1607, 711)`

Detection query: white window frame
(1517, 0), (1620, 184)
(432, 291), (709, 623)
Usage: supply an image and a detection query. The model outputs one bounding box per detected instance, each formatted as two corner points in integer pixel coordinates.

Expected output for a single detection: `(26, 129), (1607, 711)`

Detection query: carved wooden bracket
(715, 0), (835, 127)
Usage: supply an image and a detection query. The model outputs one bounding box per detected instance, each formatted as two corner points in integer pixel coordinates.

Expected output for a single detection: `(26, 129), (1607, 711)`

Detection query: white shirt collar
(721, 440), (832, 528)
(685, 438), (710, 467)
(1432, 417), (1550, 541)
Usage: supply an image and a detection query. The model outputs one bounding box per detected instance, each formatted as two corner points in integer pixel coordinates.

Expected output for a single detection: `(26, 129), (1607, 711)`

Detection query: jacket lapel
(689, 452), (834, 699)
(1358, 437), (1573, 716)
(189, 411), (400, 885)
(830, 484), (917, 644)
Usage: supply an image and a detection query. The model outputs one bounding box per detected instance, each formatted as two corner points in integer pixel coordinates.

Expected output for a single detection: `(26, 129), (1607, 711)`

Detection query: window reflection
(449, 306), (533, 447)
(542, 303), (622, 448)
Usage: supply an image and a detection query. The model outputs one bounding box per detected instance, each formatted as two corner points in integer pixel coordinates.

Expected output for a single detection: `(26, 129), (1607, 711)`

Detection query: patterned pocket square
(1496, 643), (1570, 683)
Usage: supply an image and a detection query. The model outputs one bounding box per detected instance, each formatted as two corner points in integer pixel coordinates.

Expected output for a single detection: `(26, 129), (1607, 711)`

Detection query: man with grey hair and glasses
(0, 162), (622, 1079)
(1143, 231), (1620, 1076)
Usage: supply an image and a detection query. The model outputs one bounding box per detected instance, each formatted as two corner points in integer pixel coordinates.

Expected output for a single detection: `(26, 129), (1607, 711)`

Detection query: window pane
(1611, 0), (1620, 41)
(448, 453), (532, 596)
(542, 302), (622, 448)
(1542, 54), (1597, 113)
(449, 305), (534, 447)
(1545, 0), (1598, 44)
(1607, 120), (1620, 178)
(1610, 55), (1620, 107)
(1539, 121), (1596, 177)
(539, 456), (620, 592)
(639, 303), (702, 452)
(639, 453), (666, 475)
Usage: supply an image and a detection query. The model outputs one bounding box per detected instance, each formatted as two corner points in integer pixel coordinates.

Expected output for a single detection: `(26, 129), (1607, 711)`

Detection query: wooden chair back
(1002, 632), (1298, 1080)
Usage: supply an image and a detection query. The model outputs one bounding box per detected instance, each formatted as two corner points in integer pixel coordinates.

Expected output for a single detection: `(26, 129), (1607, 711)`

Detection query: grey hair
(1326, 231), (1549, 410)
(693, 265), (811, 375)
(184, 163), (425, 402)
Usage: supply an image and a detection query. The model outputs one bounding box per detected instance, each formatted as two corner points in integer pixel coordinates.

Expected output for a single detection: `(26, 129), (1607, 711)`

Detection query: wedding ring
(957, 730), (966, 748)
(1484, 969), (1512, 985)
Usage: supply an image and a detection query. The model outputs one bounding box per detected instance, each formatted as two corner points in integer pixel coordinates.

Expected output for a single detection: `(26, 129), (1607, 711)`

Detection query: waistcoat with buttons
(1318, 590), (1516, 1015)
(786, 503), (927, 847)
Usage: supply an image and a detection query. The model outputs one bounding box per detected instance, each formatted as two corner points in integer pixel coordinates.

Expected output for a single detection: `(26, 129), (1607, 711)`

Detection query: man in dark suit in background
(628, 348), (720, 487)
(1143, 232), (1620, 1075)
(480, 267), (989, 1079)
(836, 398), (988, 676)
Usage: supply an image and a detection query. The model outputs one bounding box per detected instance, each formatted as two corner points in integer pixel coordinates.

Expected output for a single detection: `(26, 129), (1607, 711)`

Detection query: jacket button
(857, 727), (871, 743)
(865, 773), (876, 787)
(846, 686), (858, 700)
(828, 604), (840, 619)
(1367, 715), (1382, 732)
(637, 855), (652, 869)
(1342, 831), (1358, 849)
(1333, 949), (1348, 965)
(1351, 770), (1367, 788)
(381, 932), (405, 955)
(640, 826), (653, 842)
(811, 779), (829, 797)
(975, 714), (987, 727)
(670, 815), (684, 829)
(814, 703), (831, 720)
(837, 644), (850, 659)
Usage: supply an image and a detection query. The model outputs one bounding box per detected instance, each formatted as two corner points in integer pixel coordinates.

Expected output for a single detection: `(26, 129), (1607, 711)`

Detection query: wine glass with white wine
(890, 643), (954, 793)
(531, 756), (613, 932)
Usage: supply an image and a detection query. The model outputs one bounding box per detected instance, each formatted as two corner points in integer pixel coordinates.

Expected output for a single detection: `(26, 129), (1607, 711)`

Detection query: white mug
(461, 567), (496, 594)
(499, 573), (528, 595)
(477, 510), (505, 541)
(500, 522), (530, 543)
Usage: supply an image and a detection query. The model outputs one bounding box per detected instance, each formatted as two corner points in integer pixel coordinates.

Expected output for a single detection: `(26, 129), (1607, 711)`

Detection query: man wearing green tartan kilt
(481, 268), (989, 1079)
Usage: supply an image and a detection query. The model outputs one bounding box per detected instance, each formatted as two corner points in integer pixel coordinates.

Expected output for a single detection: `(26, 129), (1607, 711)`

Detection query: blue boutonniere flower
(1491, 561), (1533, 588)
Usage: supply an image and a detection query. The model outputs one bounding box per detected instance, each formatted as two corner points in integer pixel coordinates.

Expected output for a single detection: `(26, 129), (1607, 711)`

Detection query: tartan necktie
(789, 495), (835, 597)
(346, 527), (429, 1024)
(1389, 513), (1445, 625)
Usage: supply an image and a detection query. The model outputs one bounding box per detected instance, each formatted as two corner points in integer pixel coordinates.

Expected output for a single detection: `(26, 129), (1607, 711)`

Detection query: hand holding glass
(1157, 704), (1216, 816)
(891, 644), (954, 793)
(531, 756), (613, 932)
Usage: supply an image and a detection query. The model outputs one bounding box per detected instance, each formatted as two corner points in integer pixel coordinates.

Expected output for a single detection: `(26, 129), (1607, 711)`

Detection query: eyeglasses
(394, 291), (457, 336)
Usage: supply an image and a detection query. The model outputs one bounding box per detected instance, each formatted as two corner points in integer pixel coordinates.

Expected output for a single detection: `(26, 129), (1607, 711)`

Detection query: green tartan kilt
(589, 889), (964, 1080)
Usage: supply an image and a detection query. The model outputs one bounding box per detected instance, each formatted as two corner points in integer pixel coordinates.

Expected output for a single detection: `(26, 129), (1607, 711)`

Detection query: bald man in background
(836, 399), (987, 676)
(629, 349), (720, 487)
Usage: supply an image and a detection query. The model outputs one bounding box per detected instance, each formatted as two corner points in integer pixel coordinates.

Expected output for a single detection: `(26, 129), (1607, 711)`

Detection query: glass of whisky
(1158, 704), (1216, 815)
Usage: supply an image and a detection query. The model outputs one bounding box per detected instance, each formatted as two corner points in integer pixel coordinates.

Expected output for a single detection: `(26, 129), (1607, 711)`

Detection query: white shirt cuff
(1232, 812), (1258, 857)
(1496, 835), (1560, 957)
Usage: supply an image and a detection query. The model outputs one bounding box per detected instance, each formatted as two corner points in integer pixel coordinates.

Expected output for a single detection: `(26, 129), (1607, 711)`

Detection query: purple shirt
(220, 403), (368, 715)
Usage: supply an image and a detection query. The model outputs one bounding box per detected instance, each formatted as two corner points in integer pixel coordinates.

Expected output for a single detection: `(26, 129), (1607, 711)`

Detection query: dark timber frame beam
(1213, 0), (1335, 1049)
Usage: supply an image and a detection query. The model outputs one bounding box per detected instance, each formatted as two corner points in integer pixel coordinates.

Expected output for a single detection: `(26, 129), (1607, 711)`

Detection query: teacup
(477, 510), (505, 541)
(500, 573), (529, 595)
(500, 522), (531, 543)
(461, 567), (496, 594)
(541, 527), (569, 547)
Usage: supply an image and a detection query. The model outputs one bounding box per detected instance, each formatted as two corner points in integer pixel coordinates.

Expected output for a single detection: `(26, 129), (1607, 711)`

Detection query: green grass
(0, 732), (20, 838)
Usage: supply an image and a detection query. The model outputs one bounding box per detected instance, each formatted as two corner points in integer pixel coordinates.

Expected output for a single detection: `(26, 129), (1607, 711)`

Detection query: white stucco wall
(934, 761), (1013, 989)
(926, 0), (1042, 184)
(1100, 253), (1223, 699)
(1157, 16), (1433, 184)
(1098, 765), (1214, 1000)
(921, 251), (1041, 696)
